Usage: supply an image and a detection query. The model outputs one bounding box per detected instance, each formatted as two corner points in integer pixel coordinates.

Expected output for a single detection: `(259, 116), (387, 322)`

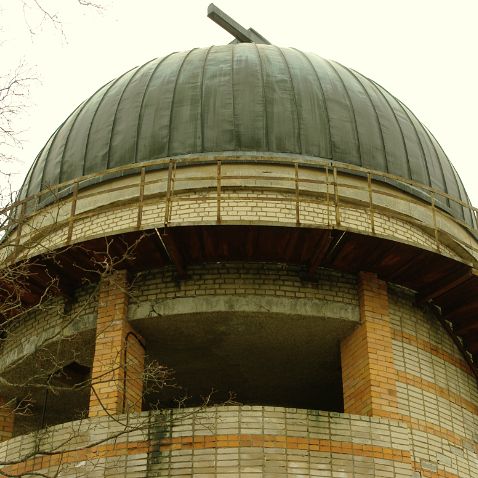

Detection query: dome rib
(378, 82), (425, 183)
(430, 135), (454, 211)
(56, 101), (88, 184)
(253, 43), (270, 151)
(451, 162), (474, 225)
(39, 96), (90, 192)
(137, 53), (185, 162)
(261, 44), (299, 153)
(167, 48), (197, 157)
(133, 56), (174, 164)
(63, 80), (120, 183)
(346, 67), (389, 173)
(361, 73), (411, 179)
(82, 70), (134, 176)
(294, 49), (332, 158)
(277, 47), (303, 154)
(23, 143), (46, 199)
(334, 61), (388, 173)
(318, 57), (361, 165)
(200, 46), (214, 153)
(405, 107), (448, 196)
(25, 131), (53, 197)
(230, 44), (237, 151)
(429, 128), (468, 208)
(325, 59), (363, 165)
(400, 101), (432, 187)
(103, 68), (138, 170)
(170, 48), (203, 154)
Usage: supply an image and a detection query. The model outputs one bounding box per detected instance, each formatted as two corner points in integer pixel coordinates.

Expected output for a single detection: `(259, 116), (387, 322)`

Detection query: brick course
(129, 262), (359, 311)
(0, 407), (415, 477)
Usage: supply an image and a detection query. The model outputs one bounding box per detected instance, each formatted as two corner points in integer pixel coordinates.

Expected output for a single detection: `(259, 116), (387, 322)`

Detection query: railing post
(217, 159), (222, 224)
(333, 167), (341, 227)
(164, 160), (176, 227)
(66, 182), (79, 245)
(367, 172), (375, 234)
(431, 192), (440, 253)
(295, 163), (300, 226)
(136, 167), (146, 230)
(325, 166), (330, 227)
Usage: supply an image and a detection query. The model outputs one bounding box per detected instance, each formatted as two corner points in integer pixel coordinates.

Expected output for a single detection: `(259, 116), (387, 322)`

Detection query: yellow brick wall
(341, 274), (478, 477)
(0, 285), (97, 377)
(0, 408), (415, 477)
(129, 262), (358, 307)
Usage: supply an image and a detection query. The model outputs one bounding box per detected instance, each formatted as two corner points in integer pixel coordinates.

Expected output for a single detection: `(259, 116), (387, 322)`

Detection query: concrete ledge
(128, 295), (359, 323)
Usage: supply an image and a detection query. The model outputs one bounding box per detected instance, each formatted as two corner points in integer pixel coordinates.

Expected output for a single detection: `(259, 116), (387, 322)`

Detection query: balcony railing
(1, 154), (477, 265)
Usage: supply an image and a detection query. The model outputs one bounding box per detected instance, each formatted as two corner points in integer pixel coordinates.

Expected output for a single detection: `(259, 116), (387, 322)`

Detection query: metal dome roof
(20, 44), (473, 224)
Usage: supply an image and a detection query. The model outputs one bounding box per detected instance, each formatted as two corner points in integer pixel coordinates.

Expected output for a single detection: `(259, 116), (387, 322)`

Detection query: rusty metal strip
(431, 192), (440, 253)
(66, 182), (79, 245)
(295, 163), (300, 225)
(367, 172), (375, 234)
(164, 160), (176, 226)
(136, 167), (146, 230)
(325, 166), (330, 228)
(217, 160), (222, 224)
(333, 167), (341, 226)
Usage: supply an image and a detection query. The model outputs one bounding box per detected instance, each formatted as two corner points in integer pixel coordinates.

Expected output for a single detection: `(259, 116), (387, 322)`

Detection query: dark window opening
(137, 314), (347, 412)
(13, 361), (91, 437)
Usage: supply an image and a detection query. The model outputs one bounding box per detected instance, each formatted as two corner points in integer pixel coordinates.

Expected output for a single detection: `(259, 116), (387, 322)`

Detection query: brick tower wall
(0, 267), (477, 477)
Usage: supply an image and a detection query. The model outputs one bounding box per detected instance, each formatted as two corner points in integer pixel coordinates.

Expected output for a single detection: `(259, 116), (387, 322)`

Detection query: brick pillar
(0, 398), (14, 441)
(89, 270), (145, 417)
(341, 272), (398, 418)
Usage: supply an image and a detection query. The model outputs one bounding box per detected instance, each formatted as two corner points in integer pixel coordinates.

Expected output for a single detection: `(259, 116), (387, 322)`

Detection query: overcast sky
(2, 0), (477, 204)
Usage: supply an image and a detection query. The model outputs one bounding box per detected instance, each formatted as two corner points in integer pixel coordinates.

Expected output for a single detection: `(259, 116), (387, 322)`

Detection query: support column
(0, 398), (14, 442)
(89, 270), (145, 417)
(341, 272), (398, 419)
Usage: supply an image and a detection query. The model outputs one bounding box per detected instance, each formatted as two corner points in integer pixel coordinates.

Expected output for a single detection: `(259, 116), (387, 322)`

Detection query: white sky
(2, 0), (477, 204)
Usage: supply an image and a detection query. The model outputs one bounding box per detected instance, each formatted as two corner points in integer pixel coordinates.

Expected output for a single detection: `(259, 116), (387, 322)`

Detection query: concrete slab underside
(134, 311), (357, 411)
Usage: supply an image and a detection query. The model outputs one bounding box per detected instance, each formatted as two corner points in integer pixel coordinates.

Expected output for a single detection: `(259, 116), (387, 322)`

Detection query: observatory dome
(3, 14), (478, 473)
(20, 44), (473, 223)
